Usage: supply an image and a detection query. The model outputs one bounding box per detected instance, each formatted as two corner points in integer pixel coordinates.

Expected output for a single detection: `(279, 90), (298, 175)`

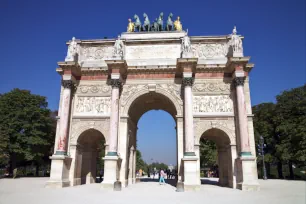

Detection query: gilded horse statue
(157, 12), (164, 31)
(134, 14), (142, 32)
(142, 13), (150, 31)
(166, 13), (174, 31)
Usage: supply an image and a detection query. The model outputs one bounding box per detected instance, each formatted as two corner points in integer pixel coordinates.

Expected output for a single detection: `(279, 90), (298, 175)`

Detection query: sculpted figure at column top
(65, 37), (79, 61)
(181, 30), (192, 57)
(230, 26), (243, 56)
(113, 35), (124, 58)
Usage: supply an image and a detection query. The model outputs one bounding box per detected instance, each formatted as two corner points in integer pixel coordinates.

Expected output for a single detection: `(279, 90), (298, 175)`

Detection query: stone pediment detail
(192, 82), (231, 93)
(194, 120), (236, 145)
(76, 85), (111, 95)
(70, 119), (110, 145)
(191, 43), (229, 59)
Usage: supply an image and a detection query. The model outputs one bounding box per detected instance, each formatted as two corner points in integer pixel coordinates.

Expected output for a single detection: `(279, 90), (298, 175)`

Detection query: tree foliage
(136, 150), (147, 171)
(0, 89), (55, 173)
(253, 85), (306, 179)
(200, 138), (217, 168)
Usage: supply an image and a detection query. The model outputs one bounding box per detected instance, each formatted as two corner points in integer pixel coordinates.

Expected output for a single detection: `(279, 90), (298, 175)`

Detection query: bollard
(176, 181), (184, 192)
(114, 180), (122, 191)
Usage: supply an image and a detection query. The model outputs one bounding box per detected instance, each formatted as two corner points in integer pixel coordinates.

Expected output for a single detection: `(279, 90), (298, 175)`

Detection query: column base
(45, 155), (72, 188)
(182, 156), (200, 191)
(101, 155), (119, 189)
(184, 184), (200, 191)
(236, 155), (260, 191)
(45, 180), (70, 188)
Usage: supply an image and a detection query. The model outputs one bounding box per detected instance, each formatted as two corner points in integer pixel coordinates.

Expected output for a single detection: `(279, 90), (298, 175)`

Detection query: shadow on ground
(140, 178), (177, 187)
(200, 178), (219, 186)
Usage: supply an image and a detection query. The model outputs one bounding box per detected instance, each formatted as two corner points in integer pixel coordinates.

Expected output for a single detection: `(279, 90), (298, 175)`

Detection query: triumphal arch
(46, 14), (260, 191)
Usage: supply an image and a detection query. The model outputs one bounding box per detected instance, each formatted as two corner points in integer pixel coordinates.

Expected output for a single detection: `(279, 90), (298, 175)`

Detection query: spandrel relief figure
(76, 97), (85, 113)
(65, 37), (79, 61)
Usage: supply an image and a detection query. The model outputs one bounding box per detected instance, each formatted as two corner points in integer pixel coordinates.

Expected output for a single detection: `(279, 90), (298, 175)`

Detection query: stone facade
(46, 28), (259, 191)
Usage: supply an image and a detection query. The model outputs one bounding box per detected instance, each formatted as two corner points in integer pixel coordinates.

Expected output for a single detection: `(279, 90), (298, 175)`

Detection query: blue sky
(1, 0), (305, 165)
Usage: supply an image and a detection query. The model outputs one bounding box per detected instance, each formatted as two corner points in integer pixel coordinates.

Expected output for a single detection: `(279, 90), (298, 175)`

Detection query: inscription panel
(125, 44), (181, 59)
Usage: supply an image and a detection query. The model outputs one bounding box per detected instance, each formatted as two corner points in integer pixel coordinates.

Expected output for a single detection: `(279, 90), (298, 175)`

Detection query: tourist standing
(159, 169), (166, 185)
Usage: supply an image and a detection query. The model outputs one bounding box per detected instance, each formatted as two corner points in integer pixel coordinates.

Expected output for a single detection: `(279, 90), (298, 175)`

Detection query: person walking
(159, 169), (166, 185)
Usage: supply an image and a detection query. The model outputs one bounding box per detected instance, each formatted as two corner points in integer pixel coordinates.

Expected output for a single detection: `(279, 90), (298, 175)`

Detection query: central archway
(125, 91), (180, 186)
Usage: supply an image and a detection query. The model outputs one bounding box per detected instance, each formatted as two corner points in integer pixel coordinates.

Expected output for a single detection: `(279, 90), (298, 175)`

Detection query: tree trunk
(36, 163), (39, 177)
(266, 162), (271, 177)
(288, 160), (294, 180)
(9, 153), (16, 175)
(277, 161), (283, 179)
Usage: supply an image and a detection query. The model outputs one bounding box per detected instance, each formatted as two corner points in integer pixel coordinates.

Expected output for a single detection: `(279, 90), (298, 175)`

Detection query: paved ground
(0, 177), (305, 204)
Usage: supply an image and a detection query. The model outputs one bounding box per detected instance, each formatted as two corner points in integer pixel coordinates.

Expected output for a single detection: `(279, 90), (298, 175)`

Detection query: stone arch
(70, 120), (109, 145)
(194, 121), (235, 145)
(121, 86), (183, 117)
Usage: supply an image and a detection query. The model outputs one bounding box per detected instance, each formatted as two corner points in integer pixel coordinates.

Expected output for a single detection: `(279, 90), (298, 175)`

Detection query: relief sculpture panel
(191, 43), (229, 59)
(193, 95), (233, 113)
(79, 46), (114, 61)
(74, 96), (111, 115)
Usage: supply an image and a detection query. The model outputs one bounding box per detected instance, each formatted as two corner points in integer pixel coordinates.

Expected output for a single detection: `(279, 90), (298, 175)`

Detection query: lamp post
(258, 136), (267, 180)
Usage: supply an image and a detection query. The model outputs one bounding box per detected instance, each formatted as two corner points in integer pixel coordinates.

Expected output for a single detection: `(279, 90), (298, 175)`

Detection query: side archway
(197, 126), (236, 188)
(72, 128), (106, 185)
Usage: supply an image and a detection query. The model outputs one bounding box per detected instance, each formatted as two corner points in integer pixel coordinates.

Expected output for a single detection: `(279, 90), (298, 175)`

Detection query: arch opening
(199, 128), (233, 187)
(76, 129), (106, 185)
(126, 92), (178, 186)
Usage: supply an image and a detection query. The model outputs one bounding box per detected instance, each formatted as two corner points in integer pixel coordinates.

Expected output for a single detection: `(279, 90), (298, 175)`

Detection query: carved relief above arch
(69, 119), (110, 145)
(194, 120), (236, 145)
(121, 83), (183, 116)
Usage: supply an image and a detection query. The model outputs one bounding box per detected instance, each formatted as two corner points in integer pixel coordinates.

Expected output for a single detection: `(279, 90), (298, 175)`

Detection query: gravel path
(0, 178), (305, 204)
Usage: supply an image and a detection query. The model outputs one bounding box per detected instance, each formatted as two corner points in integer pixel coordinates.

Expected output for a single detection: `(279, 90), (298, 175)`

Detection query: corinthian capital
(233, 77), (245, 87)
(182, 77), (194, 87)
(110, 79), (122, 88)
(61, 80), (74, 89)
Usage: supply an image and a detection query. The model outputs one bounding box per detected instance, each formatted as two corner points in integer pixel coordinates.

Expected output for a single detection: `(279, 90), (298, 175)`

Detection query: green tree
(0, 89), (54, 175)
(136, 150), (147, 171)
(275, 85), (306, 179)
(252, 103), (284, 178)
(199, 138), (217, 168)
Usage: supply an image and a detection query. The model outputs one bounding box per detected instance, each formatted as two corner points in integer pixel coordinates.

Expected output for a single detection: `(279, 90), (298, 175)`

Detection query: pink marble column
(183, 75), (195, 156)
(107, 79), (121, 156)
(56, 80), (74, 155)
(234, 76), (251, 155)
